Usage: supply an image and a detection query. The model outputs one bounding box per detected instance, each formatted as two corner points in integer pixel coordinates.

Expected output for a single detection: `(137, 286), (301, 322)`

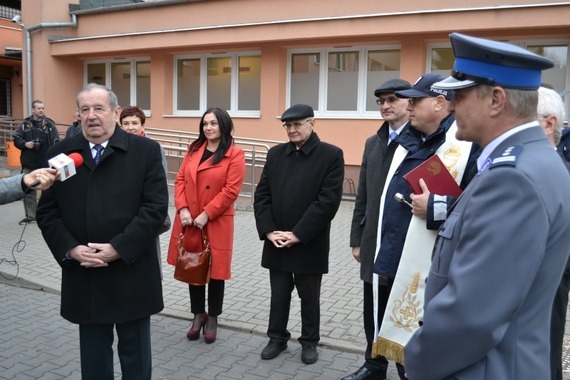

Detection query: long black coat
(349, 122), (407, 283)
(37, 127), (168, 324)
(254, 132), (344, 274)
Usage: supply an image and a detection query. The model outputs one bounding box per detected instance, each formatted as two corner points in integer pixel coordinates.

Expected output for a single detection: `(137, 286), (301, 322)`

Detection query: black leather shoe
(18, 217), (35, 225)
(301, 344), (318, 364)
(261, 341), (287, 360)
(341, 366), (387, 380)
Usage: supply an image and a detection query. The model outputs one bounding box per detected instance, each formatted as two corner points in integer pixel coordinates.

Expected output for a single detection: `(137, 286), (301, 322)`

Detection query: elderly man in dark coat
(37, 84), (168, 380)
(254, 104), (344, 365)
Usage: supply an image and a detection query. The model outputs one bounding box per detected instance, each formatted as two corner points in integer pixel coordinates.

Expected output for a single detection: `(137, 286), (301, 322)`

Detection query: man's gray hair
(76, 83), (119, 109)
(538, 86), (566, 145)
(476, 85), (538, 120)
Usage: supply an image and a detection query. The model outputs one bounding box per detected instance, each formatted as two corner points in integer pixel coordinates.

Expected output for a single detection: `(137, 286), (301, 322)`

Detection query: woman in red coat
(167, 107), (245, 343)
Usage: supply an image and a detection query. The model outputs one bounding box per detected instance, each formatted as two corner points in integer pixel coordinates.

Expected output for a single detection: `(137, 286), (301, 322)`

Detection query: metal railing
(145, 127), (275, 206)
(0, 120), (274, 206)
(0, 120), (356, 203)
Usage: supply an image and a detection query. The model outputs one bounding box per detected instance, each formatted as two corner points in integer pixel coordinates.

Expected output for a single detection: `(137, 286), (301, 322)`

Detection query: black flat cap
(281, 104), (314, 122)
(374, 78), (412, 97)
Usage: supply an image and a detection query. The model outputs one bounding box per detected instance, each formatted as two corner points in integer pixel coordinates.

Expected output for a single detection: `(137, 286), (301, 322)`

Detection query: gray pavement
(0, 198), (402, 379)
(0, 197), (569, 379)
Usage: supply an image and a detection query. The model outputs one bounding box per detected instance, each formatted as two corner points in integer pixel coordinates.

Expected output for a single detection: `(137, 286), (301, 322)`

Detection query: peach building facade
(13, 0), (570, 175)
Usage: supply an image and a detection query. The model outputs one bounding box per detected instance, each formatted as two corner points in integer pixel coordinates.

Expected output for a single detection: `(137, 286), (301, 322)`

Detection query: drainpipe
(25, 14), (77, 111)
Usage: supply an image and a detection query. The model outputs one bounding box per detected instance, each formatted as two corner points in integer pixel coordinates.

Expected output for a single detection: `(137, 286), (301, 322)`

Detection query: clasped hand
(179, 208), (209, 229)
(267, 231), (300, 248)
(68, 243), (120, 268)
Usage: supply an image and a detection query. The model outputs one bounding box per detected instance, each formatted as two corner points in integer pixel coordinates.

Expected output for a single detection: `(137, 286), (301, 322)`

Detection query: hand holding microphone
(24, 168), (60, 190)
(30, 152), (84, 188)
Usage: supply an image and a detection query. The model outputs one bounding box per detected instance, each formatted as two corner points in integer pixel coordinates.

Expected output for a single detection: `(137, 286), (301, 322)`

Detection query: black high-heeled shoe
(186, 312), (208, 340)
(204, 315), (217, 343)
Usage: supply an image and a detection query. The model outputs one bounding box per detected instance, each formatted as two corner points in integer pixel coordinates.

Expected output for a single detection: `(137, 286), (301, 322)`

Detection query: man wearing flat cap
(404, 33), (570, 380)
(254, 104), (344, 365)
(343, 78), (411, 380)
(363, 73), (479, 380)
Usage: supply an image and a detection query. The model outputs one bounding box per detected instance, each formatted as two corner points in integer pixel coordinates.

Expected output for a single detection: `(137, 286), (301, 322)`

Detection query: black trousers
(551, 268), (570, 380)
(267, 270), (322, 346)
(79, 316), (151, 380)
(189, 279), (225, 316)
(363, 281), (390, 373)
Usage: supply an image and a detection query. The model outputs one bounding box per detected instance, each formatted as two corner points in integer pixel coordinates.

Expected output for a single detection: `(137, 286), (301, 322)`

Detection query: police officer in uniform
(404, 33), (570, 380)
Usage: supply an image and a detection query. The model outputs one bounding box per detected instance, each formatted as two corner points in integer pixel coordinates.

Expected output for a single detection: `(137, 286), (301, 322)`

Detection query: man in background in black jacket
(12, 100), (60, 225)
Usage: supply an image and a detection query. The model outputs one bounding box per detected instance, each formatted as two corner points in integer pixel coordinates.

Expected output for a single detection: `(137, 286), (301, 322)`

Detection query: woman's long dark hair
(188, 107), (234, 165)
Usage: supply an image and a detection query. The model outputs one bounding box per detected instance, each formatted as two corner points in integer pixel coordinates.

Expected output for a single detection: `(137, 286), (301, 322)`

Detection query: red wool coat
(167, 143), (245, 280)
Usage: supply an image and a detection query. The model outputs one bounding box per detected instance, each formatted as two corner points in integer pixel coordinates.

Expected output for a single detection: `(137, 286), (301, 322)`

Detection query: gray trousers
(21, 167), (37, 219)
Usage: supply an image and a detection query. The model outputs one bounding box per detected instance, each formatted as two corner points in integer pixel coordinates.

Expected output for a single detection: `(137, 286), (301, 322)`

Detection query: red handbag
(173, 226), (211, 285)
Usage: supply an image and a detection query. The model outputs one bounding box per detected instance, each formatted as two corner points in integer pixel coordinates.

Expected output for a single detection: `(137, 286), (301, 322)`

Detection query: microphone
(30, 152), (84, 187)
(394, 192), (413, 209)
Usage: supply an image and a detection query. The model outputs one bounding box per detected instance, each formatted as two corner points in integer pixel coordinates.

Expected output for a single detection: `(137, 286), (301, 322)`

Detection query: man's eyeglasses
(408, 97), (428, 106)
(282, 118), (313, 130)
(376, 96), (399, 105)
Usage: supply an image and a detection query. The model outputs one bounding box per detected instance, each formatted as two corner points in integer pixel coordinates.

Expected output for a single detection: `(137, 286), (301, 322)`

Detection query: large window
(428, 40), (570, 119)
(288, 47), (401, 117)
(527, 43), (568, 94)
(85, 59), (151, 111)
(174, 52), (261, 116)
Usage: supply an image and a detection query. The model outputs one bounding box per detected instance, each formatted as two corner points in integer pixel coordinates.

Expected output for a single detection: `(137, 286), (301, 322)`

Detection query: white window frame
(286, 45), (401, 119)
(427, 38), (570, 121)
(173, 51), (261, 117)
(426, 42), (454, 74)
(84, 58), (151, 115)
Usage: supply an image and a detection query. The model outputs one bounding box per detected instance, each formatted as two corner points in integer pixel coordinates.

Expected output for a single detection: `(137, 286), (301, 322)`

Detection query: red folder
(403, 154), (462, 197)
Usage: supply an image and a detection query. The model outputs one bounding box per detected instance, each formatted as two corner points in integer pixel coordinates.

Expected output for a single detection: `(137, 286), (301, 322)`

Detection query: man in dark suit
(254, 104), (344, 365)
(343, 78), (411, 380)
(37, 84), (168, 380)
(404, 33), (570, 380)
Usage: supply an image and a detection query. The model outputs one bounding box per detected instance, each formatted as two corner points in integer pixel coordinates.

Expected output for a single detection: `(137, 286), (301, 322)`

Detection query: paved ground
(0, 194), (569, 379)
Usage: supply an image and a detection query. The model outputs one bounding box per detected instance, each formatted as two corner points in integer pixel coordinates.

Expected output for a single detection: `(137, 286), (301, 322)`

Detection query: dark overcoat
(254, 132), (344, 274)
(349, 122), (407, 283)
(37, 126), (168, 324)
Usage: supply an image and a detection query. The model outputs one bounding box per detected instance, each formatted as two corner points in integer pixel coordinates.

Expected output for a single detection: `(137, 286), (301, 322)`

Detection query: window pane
(528, 45), (568, 94)
(177, 59), (200, 111)
(136, 61), (150, 110)
(238, 56), (261, 111)
(87, 63), (106, 85)
(327, 51), (358, 111)
(111, 62), (130, 108)
(290, 53), (319, 110)
(207, 57), (231, 110)
(367, 50), (401, 111)
(431, 47), (454, 77)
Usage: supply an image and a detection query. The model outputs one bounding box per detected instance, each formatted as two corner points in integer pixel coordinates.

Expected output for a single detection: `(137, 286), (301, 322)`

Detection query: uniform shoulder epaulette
(489, 145), (522, 169)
